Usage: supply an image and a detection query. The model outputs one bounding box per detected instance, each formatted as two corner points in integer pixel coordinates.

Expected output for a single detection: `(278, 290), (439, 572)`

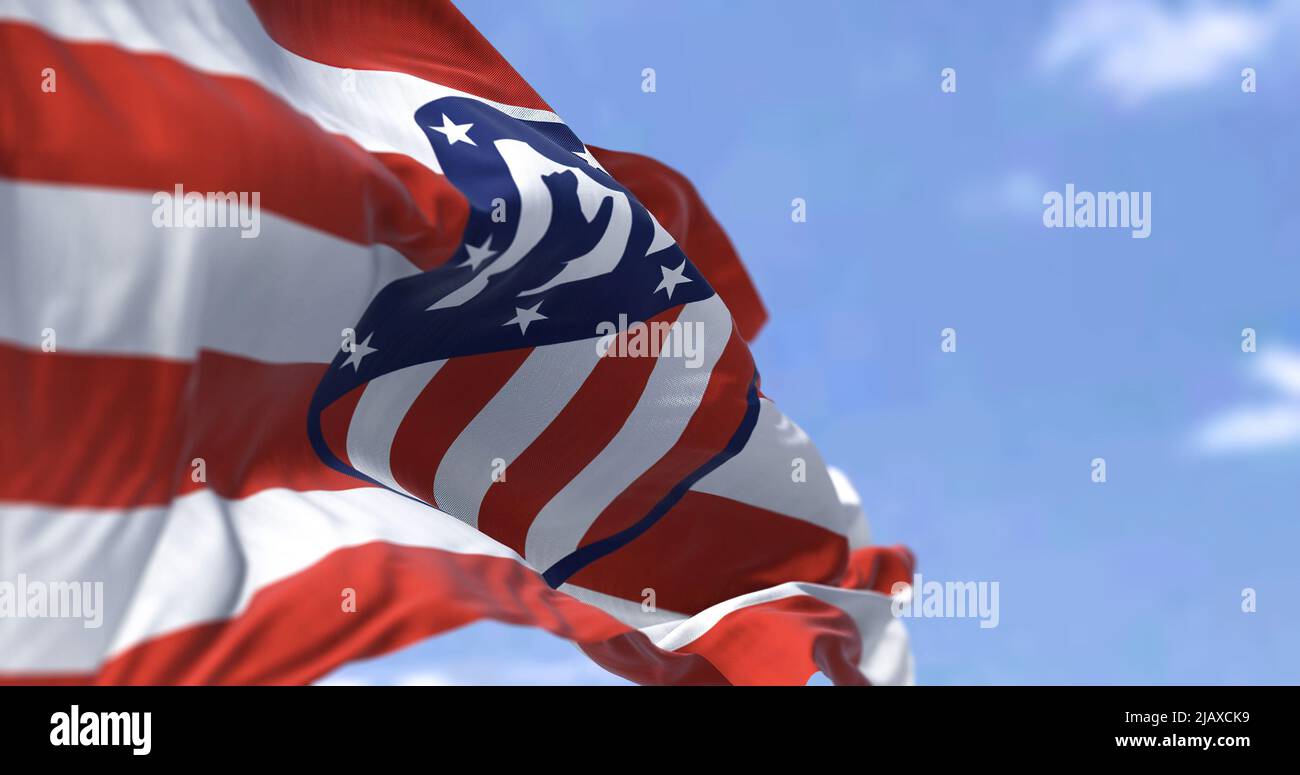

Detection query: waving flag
(0, 0), (914, 685)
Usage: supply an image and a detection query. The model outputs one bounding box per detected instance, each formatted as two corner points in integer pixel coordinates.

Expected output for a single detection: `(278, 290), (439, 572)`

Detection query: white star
(340, 332), (378, 371)
(504, 301), (547, 335)
(460, 236), (498, 271)
(574, 148), (605, 171)
(654, 260), (693, 299)
(429, 113), (476, 146)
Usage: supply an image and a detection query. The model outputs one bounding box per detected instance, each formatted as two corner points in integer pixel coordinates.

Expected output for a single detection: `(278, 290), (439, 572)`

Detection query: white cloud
(317, 653), (627, 686)
(1039, 0), (1294, 104)
(396, 670), (459, 686)
(1255, 348), (1300, 397)
(1194, 348), (1300, 454)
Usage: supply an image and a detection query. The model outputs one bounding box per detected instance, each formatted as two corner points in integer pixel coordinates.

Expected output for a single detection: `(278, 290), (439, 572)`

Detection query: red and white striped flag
(0, 0), (914, 685)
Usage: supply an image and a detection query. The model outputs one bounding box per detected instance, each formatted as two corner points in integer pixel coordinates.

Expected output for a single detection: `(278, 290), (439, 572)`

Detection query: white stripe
(557, 583), (686, 629)
(347, 360), (446, 497)
(641, 584), (804, 651)
(692, 399), (871, 545)
(0, 487), (521, 672)
(433, 338), (602, 529)
(640, 581), (912, 686)
(0, 179), (417, 363)
(0, 500), (167, 673)
(826, 466), (871, 548)
(0, 0), (563, 177)
(523, 295), (732, 569)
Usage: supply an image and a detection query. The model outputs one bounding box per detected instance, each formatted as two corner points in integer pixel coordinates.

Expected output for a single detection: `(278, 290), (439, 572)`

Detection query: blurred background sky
(324, 0), (1300, 685)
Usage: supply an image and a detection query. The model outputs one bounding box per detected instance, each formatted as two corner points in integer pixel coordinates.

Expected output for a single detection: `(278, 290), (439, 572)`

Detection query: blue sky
(325, 0), (1300, 685)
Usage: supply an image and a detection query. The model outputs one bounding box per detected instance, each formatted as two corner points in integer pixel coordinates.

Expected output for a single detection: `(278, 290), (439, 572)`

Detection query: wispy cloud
(1039, 0), (1294, 105)
(953, 169), (1047, 221)
(1194, 348), (1300, 454)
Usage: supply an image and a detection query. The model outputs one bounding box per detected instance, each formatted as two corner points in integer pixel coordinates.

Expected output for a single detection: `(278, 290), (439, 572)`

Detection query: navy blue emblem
(308, 97), (715, 499)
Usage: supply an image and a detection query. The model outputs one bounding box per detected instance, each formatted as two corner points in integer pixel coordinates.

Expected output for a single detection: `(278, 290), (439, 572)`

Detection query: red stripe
(566, 521), (915, 621)
(0, 539), (886, 686)
(568, 491), (848, 615)
(474, 309), (680, 555)
(0, 542), (720, 685)
(678, 594), (869, 686)
(842, 545), (917, 595)
(248, 0), (551, 113)
(590, 147), (768, 341)
(387, 349), (532, 507)
(575, 329), (755, 549)
(673, 545), (923, 684)
(319, 385), (367, 471)
(0, 343), (361, 508)
(0, 21), (467, 270)
(7, 543), (624, 685)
